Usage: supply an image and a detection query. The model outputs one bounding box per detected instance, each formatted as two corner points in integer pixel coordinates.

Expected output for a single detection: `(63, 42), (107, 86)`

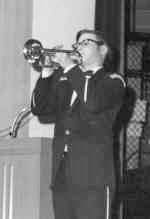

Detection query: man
(31, 29), (126, 219)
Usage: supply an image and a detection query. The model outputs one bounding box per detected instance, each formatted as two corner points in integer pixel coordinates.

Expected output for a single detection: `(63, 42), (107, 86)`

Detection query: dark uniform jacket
(31, 66), (126, 190)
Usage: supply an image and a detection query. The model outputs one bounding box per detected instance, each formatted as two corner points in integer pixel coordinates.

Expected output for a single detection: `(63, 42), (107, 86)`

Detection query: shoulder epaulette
(109, 73), (126, 87)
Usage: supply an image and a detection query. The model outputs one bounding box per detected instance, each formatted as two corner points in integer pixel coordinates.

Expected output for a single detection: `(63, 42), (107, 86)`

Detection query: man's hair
(76, 29), (106, 44)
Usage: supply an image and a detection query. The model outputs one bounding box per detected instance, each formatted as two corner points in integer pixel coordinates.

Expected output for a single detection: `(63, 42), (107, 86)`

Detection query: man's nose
(76, 46), (82, 52)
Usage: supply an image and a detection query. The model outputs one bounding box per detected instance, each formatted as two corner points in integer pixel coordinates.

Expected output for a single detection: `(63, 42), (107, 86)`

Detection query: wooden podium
(0, 137), (55, 219)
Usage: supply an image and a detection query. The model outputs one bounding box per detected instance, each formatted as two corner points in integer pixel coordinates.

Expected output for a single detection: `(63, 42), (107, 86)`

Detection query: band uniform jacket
(31, 66), (126, 190)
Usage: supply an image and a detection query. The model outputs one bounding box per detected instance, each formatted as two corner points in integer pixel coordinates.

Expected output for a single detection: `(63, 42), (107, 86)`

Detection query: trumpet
(23, 39), (81, 71)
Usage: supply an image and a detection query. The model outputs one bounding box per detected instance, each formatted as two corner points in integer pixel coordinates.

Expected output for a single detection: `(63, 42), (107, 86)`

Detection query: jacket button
(64, 144), (68, 152)
(65, 129), (70, 135)
(56, 154), (59, 158)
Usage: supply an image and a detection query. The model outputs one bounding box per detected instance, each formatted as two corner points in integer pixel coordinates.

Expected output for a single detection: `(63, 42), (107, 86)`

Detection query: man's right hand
(41, 55), (55, 78)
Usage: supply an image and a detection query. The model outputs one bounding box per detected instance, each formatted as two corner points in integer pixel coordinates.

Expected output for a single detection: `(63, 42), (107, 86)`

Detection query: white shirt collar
(80, 66), (103, 75)
(63, 64), (76, 74)
(63, 65), (103, 74)
(91, 66), (103, 74)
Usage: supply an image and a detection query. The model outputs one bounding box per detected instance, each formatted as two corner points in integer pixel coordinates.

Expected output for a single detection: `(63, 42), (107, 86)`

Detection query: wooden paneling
(0, 138), (54, 219)
(0, 0), (33, 137)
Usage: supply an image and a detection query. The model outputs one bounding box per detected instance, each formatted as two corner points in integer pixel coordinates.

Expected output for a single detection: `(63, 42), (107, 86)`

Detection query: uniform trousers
(52, 152), (116, 219)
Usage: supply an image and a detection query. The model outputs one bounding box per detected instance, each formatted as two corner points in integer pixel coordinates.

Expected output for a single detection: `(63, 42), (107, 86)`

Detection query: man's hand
(41, 55), (55, 78)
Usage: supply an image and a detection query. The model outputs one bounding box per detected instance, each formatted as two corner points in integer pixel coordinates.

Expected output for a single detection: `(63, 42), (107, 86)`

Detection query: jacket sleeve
(31, 70), (61, 123)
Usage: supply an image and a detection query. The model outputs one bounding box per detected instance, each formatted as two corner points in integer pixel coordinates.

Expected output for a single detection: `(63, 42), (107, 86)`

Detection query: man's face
(73, 33), (102, 67)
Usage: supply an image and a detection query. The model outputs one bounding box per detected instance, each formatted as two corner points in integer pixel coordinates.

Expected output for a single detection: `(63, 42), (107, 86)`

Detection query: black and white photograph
(0, 0), (150, 219)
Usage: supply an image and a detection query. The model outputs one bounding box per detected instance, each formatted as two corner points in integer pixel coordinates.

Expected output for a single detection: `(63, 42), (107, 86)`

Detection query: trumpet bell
(23, 39), (43, 64)
(23, 39), (61, 71)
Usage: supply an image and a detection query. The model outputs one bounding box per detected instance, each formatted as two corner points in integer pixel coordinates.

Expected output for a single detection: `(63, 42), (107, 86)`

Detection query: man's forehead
(77, 33), (98, 42)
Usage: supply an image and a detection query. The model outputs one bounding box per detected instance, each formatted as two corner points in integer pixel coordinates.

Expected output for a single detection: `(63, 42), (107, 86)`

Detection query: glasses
(72, 39), (104, 50)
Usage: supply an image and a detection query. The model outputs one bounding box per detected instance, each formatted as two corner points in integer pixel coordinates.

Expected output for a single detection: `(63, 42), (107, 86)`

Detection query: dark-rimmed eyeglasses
(72, 39), (104, 50)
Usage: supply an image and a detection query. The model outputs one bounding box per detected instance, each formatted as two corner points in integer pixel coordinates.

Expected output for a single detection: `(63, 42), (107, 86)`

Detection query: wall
(29, 0), (96, 138)
(136, 0), (150, 9)
(136, 0), (150, 32)
(0, 0), (32, 138)
(136, 10), (150, 32)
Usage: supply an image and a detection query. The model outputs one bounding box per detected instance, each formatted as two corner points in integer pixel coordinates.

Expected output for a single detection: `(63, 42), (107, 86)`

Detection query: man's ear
(99, 44), (108, 56)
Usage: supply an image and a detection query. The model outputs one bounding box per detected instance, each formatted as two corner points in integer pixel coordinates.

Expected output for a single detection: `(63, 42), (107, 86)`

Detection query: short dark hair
(76, 29), (106, 44)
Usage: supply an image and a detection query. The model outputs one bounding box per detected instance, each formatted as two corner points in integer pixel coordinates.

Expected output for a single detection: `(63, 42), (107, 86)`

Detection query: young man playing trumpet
(31, 29), (126, 219)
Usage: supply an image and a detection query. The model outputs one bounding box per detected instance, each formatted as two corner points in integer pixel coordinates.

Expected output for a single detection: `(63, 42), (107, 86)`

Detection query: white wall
(29, 0), (96, 137)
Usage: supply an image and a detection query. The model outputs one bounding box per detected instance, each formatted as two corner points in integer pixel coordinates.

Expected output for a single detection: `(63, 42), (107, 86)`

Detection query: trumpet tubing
(43, 48), (74, 55)
(23, 38), (81, 71)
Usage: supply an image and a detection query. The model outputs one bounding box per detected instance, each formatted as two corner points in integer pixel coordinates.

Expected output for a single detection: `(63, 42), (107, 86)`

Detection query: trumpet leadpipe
(43, 48), (74, 55)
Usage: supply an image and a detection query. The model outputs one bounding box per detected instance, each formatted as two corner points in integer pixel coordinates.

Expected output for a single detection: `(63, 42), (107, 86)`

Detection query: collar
(91, 66), (103, 74)
(80, 66), (103, 75)
(63, 64), (77, 74)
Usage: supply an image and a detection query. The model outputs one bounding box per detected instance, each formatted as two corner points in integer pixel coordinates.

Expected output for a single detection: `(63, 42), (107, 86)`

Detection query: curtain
(95, 2), (126, 203)
(95, 0), (124, 72)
